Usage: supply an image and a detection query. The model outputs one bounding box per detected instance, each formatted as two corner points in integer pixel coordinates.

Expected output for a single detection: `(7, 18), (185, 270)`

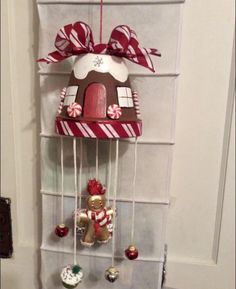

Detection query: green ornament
(72, 265), (81, 274)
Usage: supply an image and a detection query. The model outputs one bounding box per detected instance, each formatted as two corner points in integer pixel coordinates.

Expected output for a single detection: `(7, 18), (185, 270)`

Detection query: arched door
(83, 83), (107, 118)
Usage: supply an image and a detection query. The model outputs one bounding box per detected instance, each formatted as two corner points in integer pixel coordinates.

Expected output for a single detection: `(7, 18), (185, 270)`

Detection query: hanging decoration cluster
(38, 1), (160, 287)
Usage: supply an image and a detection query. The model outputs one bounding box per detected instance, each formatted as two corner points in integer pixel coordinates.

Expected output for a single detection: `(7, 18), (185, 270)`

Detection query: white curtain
(38, 1), (184, 288)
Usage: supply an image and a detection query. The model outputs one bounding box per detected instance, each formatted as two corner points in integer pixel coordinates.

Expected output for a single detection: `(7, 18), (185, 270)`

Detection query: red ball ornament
(125, 245), (139, 260)
(55, 224), (69, 238)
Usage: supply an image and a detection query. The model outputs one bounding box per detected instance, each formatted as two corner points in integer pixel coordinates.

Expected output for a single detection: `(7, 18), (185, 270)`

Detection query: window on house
(117, 87), (134, 108)
(64, 86), (79, 106)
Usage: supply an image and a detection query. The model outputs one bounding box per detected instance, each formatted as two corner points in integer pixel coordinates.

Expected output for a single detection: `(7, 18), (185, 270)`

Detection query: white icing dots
(61, 265), (83, 286)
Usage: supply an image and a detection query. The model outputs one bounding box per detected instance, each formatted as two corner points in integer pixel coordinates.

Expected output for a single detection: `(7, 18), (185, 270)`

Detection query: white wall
(166, 0), (235, 288)
(1, 0), (41, 288)
(167, 0), (234, 259)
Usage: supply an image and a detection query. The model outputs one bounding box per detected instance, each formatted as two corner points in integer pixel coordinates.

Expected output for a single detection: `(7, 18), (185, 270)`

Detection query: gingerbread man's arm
(106, 207), (116, 218)
(76, 210), (89, 227)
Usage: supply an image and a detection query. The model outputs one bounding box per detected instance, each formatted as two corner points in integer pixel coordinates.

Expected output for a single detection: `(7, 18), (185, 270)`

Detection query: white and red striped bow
(38, 21), (161, 72)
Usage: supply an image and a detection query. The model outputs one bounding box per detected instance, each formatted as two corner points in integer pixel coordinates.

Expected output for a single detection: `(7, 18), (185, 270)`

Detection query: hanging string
(73, 138), (78, 265)
(78, 138), (83, 209)
(111, 139), (119, 267)
(95, 139), (99, 179)
(60, 137), (64, 224)
(131, 138), (138, 244)
(99, 0), (103, 43)
(107, 140), (112, 206)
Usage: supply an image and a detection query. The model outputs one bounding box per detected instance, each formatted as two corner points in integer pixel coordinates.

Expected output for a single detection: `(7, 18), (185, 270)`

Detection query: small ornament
(105, 266), (119, 283)
(76, 179), (114, 247)
(107, 104), (122, 120)
(55, 224), (69, 238)
(67, 102), (82, 118)
(125, 245), (139, 260)
(61, 264), (83, 289)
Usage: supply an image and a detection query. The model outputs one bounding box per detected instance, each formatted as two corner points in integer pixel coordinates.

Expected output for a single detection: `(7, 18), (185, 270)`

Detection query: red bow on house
(37, 21), (161, 72)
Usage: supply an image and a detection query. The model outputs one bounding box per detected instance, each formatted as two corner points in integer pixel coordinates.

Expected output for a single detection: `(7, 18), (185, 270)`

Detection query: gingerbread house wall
(38, 1), (185, 288)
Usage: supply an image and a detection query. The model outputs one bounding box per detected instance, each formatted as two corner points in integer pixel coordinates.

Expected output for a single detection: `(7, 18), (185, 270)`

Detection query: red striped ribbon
(38, 21), (161, 72)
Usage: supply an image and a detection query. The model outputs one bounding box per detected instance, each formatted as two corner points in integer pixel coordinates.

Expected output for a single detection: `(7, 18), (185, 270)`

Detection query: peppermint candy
(107, 104), (122, 120)
(67, 102), (82, 118)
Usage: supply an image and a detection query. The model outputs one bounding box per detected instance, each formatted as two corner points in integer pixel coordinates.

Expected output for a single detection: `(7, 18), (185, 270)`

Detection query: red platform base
(55, 117), (142, 139)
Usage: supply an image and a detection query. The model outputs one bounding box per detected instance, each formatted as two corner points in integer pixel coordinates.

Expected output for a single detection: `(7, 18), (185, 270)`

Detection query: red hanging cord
(99, 0), (103, 43)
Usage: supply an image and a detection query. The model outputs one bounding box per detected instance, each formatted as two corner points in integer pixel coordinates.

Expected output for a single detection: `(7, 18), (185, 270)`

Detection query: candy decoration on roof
(132, 91), (141, 117)
(57, 87), (66, 114)
(107, 104), (122, 120)
(67, 103), (82, 118)
(38, 0), (160, 285)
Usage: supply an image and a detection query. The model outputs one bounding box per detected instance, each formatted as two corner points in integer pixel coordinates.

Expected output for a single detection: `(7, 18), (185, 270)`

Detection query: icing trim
(73, 54), (128, 82)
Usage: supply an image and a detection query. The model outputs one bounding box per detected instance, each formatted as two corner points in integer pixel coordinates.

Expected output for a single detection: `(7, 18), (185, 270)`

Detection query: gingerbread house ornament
(38, 20), (161, 286)
(39, 21), (160, 139)
(56, 52), (141, 139)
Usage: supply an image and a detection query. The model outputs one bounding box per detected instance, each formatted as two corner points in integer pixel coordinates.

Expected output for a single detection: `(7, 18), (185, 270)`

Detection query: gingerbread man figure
(77, 179), (114, 247)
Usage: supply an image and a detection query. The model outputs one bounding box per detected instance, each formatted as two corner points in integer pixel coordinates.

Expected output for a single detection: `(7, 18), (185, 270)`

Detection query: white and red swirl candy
(107, 104), (122, 120)
(67, 102), (82, 118)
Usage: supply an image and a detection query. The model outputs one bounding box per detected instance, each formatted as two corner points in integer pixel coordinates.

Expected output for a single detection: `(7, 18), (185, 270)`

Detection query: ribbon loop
(55, 23), (73, 54)
(38, 21), (161, 72)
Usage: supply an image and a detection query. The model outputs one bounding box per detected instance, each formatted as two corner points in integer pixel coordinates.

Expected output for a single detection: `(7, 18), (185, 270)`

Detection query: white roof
(73, 53), (129, 83)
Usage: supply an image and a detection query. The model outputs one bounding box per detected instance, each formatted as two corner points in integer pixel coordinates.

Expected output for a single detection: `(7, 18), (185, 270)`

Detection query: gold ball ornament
(105, 266), (119, 283)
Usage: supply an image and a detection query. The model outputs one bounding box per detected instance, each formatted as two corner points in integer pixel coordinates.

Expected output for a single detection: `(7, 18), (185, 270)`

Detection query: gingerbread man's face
(87, 195), (106, 212)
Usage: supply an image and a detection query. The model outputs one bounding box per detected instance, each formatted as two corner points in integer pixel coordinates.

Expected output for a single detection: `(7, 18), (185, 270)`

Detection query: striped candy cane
(57, 87), (67, 114)
(132, 91), (141, 117)
(107, 104), (122, 120)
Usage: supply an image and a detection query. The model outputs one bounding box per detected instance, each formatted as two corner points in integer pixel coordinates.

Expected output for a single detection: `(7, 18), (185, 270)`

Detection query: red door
(83, 83), (107, 118)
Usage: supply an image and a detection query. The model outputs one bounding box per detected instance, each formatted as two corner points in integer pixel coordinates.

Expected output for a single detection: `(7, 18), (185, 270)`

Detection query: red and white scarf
(86, 208), (112, 236)
(38, 21), (161, 72)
